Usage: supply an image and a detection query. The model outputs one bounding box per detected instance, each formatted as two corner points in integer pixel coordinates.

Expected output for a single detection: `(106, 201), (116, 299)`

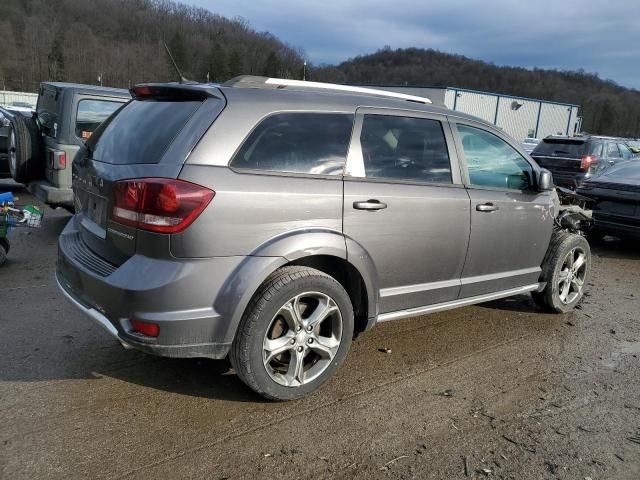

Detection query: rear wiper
(83, 140), (93, 159)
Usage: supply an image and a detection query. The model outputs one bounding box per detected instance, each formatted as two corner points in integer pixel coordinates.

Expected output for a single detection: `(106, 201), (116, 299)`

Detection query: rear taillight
(48, 150), (66, 170)
(580, 155), (595, 171)
(130, 319), (159, 337)
(112, 178), (214, 233)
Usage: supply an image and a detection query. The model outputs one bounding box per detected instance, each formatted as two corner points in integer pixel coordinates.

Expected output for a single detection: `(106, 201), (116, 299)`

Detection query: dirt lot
(1, 181), (639, 480)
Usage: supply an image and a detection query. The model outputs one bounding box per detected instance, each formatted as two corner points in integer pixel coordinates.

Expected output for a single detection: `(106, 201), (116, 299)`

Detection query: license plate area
(77, 188), (108, 238)
(87, 194), (107, 227)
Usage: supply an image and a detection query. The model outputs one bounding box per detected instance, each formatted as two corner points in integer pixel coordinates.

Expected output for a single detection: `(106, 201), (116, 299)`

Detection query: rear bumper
(56, 217), (245, 359)
(28, 180), (73, 207)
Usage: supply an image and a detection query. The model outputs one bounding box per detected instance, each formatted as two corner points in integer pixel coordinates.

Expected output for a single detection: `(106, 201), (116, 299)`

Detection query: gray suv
(57, 78), (591, 400)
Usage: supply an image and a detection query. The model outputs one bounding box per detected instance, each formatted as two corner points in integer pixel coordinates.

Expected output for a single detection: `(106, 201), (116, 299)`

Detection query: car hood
(587, 161), (640, 187)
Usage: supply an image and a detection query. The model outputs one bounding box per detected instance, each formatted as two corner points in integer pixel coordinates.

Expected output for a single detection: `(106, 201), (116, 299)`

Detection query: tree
(167, 31), (188, 79)
(228, 50), (243, 79)
(262, 51), (280, 77)
(48, 33), (65, 81)
(206, 43), (229, 82)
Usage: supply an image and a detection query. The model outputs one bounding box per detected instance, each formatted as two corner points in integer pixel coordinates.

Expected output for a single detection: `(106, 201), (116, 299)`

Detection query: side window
(231, 113), (353, 175)
(457, 124), (533, 190)
(359, 114), (452, 183)
(76, 99), (124, 139)
(590, 142), (604, 157)
(618, 143), (633, 159)
(606, 143), (621, 158)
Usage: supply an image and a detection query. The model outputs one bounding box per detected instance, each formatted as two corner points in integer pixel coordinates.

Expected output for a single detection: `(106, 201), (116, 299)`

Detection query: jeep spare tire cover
(9, 114), (44, 184)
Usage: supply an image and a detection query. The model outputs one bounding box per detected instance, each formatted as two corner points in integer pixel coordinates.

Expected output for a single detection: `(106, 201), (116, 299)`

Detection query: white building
(0, 90), (38, 109)
(361, 85), (581, 142)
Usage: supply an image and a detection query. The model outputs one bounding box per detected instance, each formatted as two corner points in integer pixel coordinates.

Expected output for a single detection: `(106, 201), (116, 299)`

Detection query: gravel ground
(1, 182), (639, 479)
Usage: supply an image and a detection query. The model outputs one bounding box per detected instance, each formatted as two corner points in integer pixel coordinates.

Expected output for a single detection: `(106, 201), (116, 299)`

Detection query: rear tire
(0, 239), (8, 266)
(532, 231), (591, 313)
(9, 114), (44, 184)
(231, 266), (354, 401)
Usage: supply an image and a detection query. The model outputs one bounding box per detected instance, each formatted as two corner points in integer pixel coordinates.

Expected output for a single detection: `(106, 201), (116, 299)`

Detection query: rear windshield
(89, 99), (201, 164)
(75, 99), (125, 139)
(532, 139), (587, 157)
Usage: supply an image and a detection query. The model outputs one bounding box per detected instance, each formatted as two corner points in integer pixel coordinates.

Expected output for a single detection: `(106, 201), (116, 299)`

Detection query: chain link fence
(0, 91), (38, 109)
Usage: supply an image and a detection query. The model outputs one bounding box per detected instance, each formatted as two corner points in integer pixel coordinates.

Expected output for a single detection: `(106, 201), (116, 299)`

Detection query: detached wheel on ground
(231, 266), (354, 401)
(532, 231), (591, 313)
(9, 114), (44, 184)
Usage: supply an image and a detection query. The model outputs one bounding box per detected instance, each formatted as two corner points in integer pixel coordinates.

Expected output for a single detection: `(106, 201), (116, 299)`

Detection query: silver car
(57, 78), (591, 400)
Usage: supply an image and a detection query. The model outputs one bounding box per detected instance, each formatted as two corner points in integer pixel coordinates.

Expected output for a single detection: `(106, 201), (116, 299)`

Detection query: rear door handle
(476, 203), (499, 212)
(353, 199), (387, 211)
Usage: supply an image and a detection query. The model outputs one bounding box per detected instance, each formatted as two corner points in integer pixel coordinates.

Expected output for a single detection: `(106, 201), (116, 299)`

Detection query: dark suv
(56, 77), (591, 400)
(531, 135), (635, 188)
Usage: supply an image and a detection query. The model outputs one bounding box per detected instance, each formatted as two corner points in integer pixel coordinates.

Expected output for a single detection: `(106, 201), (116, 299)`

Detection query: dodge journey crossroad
(57, 77), (591, 400)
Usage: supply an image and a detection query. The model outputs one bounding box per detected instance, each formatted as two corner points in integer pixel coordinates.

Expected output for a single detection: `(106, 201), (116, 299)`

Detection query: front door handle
(353, 199), (387, 211)
(476, 202), (499, 212)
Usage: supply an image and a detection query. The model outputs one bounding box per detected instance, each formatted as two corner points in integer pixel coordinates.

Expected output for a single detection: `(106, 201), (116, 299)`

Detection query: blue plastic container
(0, 192), (15, 205)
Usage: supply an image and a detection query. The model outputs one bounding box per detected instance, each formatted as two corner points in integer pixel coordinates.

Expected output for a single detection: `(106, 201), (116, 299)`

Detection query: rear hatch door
(531, 138), (588, 174)
(72, 85), (225, 265)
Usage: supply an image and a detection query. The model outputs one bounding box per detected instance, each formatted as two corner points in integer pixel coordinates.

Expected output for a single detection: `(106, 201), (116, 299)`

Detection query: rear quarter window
(230, 113), (354, 175)
(89, 99), (202, 164)
(589, 142), (604, 157)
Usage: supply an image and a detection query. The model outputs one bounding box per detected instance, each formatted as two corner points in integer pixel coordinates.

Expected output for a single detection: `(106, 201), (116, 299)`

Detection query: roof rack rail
(223, 76), (432, 104)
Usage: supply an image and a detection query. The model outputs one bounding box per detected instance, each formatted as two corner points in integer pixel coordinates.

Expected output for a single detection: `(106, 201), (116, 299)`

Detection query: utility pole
(303, 60), (306, 81)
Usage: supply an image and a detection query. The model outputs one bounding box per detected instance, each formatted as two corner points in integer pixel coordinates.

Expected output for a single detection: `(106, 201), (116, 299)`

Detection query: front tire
(231, 266), (354, 401)
(532, 232), (591, 313)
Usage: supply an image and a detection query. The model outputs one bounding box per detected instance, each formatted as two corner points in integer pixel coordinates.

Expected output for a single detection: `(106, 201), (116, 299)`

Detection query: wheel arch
(214, 229), (379, 345)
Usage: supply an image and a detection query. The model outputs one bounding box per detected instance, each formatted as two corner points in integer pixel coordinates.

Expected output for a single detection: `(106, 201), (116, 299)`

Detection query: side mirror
(538, 169), (553, 191)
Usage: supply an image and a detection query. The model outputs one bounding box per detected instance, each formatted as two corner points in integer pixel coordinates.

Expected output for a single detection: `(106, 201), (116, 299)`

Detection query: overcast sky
(192, 0), (640, 89)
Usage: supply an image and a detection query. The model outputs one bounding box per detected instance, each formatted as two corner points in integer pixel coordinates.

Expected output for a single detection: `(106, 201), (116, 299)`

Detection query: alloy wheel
(557, 247), (587, 304)
(262, 291), (343, 387)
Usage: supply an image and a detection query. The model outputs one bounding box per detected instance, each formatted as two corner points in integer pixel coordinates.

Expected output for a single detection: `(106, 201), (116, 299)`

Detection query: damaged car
(577, 160), (640, 240)
(57, 77), (592, 400)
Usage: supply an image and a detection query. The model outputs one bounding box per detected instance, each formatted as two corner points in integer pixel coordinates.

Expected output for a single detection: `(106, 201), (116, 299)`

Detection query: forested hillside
(1, 1), (638, 137)
(314, 48), (640, 137)
(0, 0), (304, 91)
